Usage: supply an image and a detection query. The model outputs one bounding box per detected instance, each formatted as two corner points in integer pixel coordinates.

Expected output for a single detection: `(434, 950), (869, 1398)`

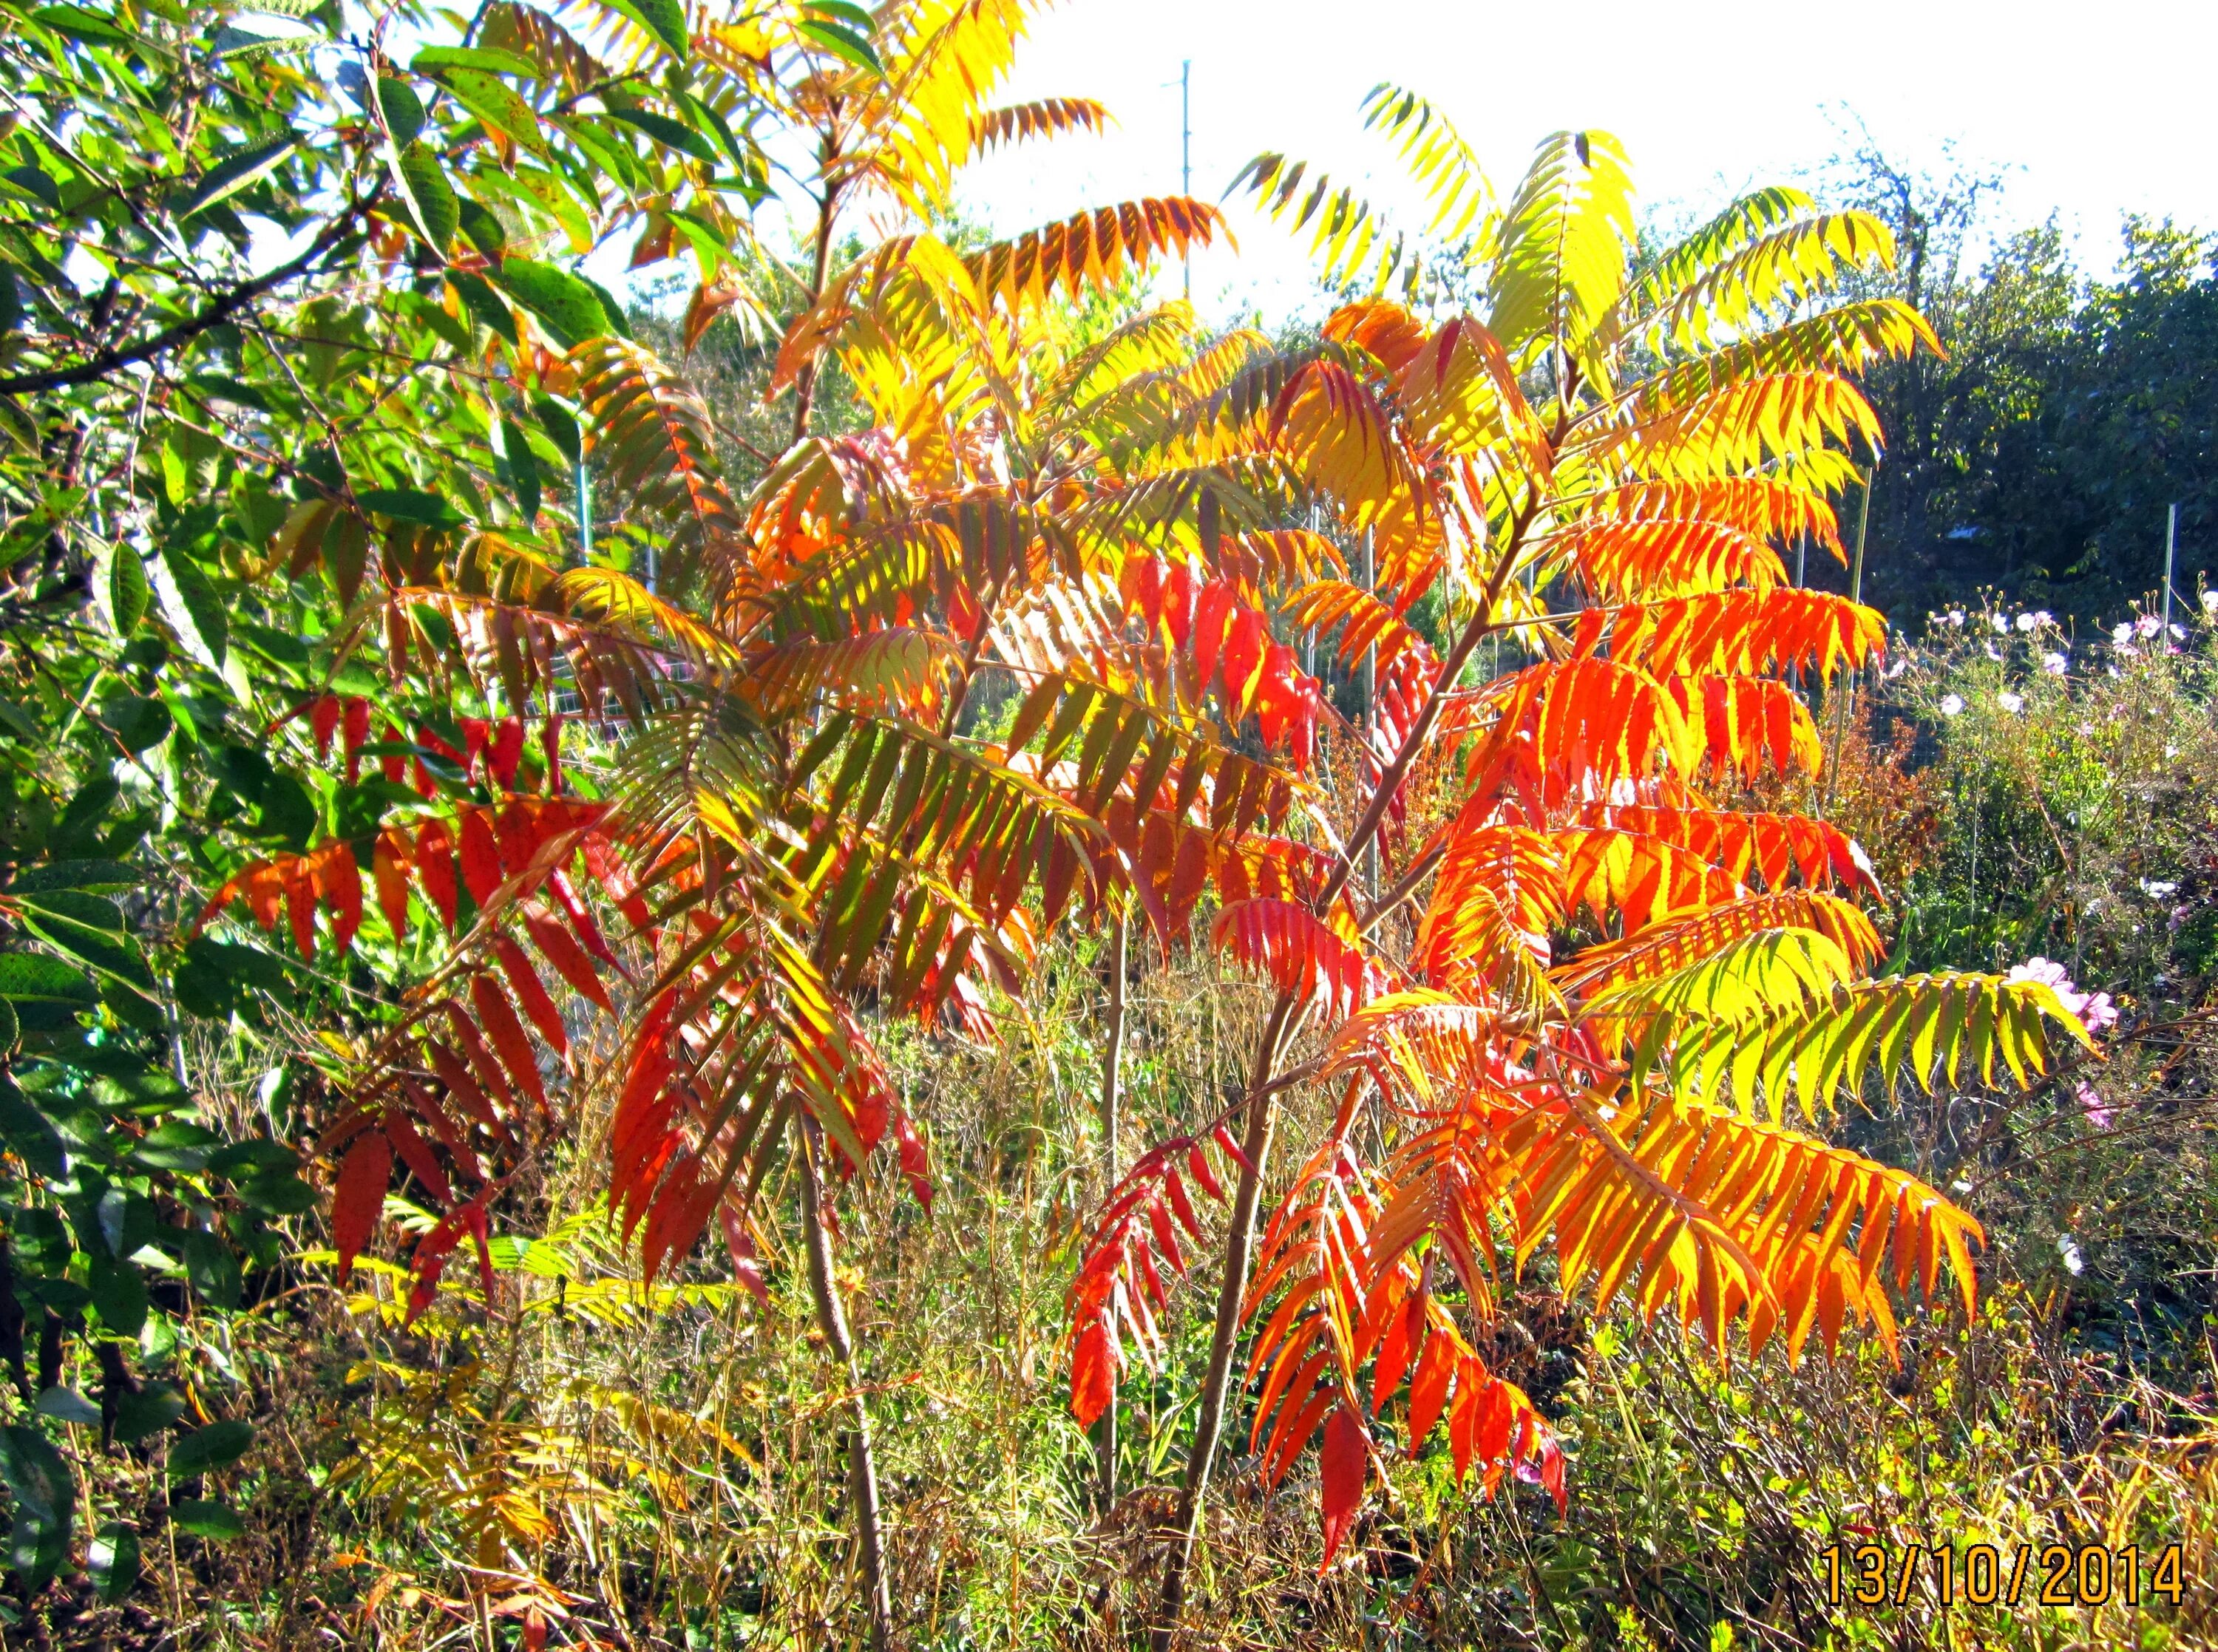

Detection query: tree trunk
(1096, 906), (1128, 1511)
(1146, 991), (1300, 1650)
(1145, 524), (1535, 1648)
(799, 1124), (894, 1652)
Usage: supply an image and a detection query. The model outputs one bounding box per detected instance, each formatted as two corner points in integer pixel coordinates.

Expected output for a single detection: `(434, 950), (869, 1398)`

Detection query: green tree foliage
(1826, 145), (2218, 622)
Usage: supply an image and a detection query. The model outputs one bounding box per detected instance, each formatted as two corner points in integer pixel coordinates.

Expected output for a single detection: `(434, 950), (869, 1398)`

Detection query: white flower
(1996, 691), (2024, 713)
(2113, 622), (2137, 645)
(2015, 611), (2038, 632)
(2137, 614), (2163, 639)
(1939, 693), (1964, 716)
(1885, 658), (1909, 679)
(2202, 590), (2218, 613)
(2057, 1234), (2084, 1275)
(2171, 623), (2187, 640)
(2141, 880), (2180, 898)
(2041, 650), (2068, 675)
(1991, 613), (2011, 634)
(1946, 609), (1965, 627)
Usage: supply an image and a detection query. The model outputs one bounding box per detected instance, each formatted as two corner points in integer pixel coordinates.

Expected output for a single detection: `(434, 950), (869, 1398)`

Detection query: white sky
(931, 0), (2218, 327)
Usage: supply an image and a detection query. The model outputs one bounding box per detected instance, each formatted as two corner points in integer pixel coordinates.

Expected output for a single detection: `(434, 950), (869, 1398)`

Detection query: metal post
(576, 463), (591, 563)
(1180, 60), (1192, 299)
(1359, 527), (1377, 904)
(2164, 501), (2178, 641)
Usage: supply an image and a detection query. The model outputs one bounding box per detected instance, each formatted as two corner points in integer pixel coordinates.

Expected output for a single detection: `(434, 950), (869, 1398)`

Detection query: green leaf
(373, 75), (424, 148)
(101, 694), (172, 753)
(532, 395), (583, 466)
(11, 860), (140, 894)
(168, 1499), (243, 1540)
(600, 107), (719, 165)
(0, 166), (61, 211)
(109, 545), (149, 633)
(87, 1254), (148, 1339)
(597, 0), (687, 60)
(456, 197), (506, 259)
(795, 17), (880, 71)
(426, 67), (544, 155)
(33, 1387), (100, 1427)
(167, 1419), (253, 1479)
(490, 259), (608, 350)
(28, 4), (132, 44)
(393, 140), (458, 256)
(410, 44), (538, 78)
(156, 543), (227, 667)
(0, 1087), (64, 1177)
(0, 1425), (73, 1591)
(114, 1384), (183, 1445)
(237, 1167), (314, 1215)
(0, 954), (96, 1007)
(180, 1228), (240, 1310)
(356, 488), (463, 528)
(89, 1522), (139, 1602)
(174, 135), (298, 220)
(447, 271), (515, 345)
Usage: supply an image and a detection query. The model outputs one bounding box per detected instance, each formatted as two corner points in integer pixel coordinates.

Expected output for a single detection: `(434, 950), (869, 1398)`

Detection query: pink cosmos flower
(2006, 956), (2119, 1034)
(2075, 1081), (2113, 1131)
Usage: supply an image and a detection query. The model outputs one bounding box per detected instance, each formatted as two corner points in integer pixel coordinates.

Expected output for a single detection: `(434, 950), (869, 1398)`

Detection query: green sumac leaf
(795, 17), (880, 71)
(457, 197), (506, 258)
(109, 545), (149, 633)
(373, 75), (424, 148)
(168, 1419), (253, 1479)
(490, 258), (606, 349)
(393, 141), (458, 256)
(175, 135), (298, 220)
(410, 44), (536, 78)
(597, 0), (687, 60)
(169, 1499), (244, 1540)
(600, 106), (718, 164)
(428, 67), (544, 154)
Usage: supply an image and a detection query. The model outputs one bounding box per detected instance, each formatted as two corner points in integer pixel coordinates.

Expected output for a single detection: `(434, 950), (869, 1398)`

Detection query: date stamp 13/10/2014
(1824, 1543), (2186, 1610)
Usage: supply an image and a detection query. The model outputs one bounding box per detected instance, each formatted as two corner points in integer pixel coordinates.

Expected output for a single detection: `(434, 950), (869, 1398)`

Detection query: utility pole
(2164, 501), (2178, 640)
(1180, 59), (1192, 299)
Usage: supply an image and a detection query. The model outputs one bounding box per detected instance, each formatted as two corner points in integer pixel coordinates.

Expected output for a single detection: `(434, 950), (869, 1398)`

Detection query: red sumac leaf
(1319, 1402), (1369, 1570)
(331, 1129), (391, 1287)
(1071, 1319), (1114, 1427)
(458, 810), (503, 908)
(416, 819), (459, 931)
